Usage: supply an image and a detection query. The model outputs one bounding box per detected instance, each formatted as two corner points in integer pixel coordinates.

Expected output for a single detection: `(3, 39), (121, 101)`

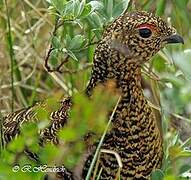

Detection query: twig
(59, 63), (92, 74)
(44, 18), (64, 72)
(44, 18), (98, 73)
(73, 41), (100, 53)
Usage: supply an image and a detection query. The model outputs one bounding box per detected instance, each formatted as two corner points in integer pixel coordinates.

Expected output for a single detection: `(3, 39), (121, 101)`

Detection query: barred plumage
(82, 11), (183, 179)
(2, 11), (183, 179)
(3, 97), (71, 146)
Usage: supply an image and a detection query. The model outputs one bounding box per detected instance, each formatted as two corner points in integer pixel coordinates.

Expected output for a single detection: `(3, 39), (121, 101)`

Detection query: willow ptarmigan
(2, 11), (183, 179)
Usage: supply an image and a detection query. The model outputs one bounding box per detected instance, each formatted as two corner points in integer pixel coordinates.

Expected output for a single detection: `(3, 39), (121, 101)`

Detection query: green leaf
(35, 107), (49, 120)
(91, 29), (103, 39)
(88, 1), (104, 12)
(152, 55), (166, 72)
(37, 120), (49, 130)
(169, 145), (191, 159)
(8, 136), (25, 152)
(50, 0), (67, 14)
(89, 12), (103, 28)
(39, 144), (60, 163)
(75, 0), (86, 18)
(173, 50), (191, 81)
(21, 123), (38, 137)
(169, 145), (182, 159)
(73, 0), (80, 17)
(164, 175), (176, 180)
(46, 97), (60, 111)
(79, 4), (92, 18)
(179, 164), (191, 174)
(66, 50), (78, 61)
(62, 0), (74, 18)
(65, 34), (72, 46)
(178, 150), (191, 157)
(59, 128), (77, 141)
(161, 74), (184, 88)
(151, 169), (164, 180)
(112, 0), (130, 18)
(68, 35), (86, 50)
(171, 132), (180, 146)
(105, 0), (113, 20)
(50, 49), (58, 65)
(52, 36), (61, 49)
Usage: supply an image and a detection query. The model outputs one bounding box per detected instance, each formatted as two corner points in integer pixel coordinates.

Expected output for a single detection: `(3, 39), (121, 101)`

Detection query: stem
(0, 111), (5, 154)
(4, 0), (15, 112)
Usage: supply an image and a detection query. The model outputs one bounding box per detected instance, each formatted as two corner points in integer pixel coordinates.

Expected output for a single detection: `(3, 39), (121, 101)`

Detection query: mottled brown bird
(2, 11), (183, 179)
(83, 11), (183, 179)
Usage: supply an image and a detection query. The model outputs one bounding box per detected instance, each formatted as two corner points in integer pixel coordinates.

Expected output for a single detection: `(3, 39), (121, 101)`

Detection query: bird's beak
(164, 34), (184, 44)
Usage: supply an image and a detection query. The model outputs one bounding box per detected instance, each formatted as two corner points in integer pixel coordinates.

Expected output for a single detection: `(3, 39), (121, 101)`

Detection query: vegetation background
(0, 0), (191, 179)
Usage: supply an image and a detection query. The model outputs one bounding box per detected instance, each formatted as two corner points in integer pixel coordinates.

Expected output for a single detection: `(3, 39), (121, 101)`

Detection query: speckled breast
(83, 96), (163, 180)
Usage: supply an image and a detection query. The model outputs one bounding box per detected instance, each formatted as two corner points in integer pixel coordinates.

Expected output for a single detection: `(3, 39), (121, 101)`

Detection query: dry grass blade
(96, 167), (103, 180)
(93, 149), (122, 180)
(85, 96), (121, 180)
(142, 65), (160, 81)
(23, 0), (53, 26)
(102, 149), (122, 180)
(4, 0), (15, 111)
(147, 100), (191, 124)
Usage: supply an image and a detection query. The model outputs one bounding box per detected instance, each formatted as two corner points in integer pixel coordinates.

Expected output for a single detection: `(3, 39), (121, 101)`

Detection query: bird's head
(107, 11), (184, 64)
(87, 11), (184, 94)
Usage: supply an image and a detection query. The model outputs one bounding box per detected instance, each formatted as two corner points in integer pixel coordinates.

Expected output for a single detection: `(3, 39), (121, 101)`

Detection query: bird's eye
(138, 28), (152, 38)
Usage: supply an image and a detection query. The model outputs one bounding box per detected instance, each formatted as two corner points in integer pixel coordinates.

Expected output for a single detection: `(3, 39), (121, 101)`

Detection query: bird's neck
(117, 62), (142, 101)
(86, 62), (143, 104)
(86, 61), (161, 137)
(111, 63), (146, 127)
(86, 62), (146, 125)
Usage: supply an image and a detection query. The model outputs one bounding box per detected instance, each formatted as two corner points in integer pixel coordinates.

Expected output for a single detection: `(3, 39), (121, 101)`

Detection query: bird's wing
(2, 97), (72, 146)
